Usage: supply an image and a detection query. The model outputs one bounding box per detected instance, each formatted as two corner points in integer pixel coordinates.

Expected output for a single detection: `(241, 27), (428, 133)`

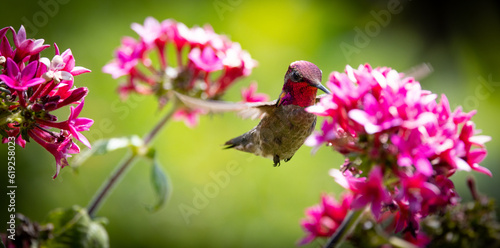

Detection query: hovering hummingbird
(175, 60), (331, 166)
(175, 61), (433, 166)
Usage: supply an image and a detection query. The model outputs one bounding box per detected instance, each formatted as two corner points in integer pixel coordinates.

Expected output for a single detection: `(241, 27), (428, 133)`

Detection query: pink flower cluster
(103, 17), (263, 127)
(0, 26), (92, 178)
(298, 193), (353, 245)
(300, 64), (491, 245)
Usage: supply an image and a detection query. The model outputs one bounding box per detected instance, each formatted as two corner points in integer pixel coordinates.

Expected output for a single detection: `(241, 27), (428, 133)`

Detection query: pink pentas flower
(131, 17), (165, 48)
(0, 58), (45, 91)
(391, 197), (421, 234)
(11, 26), (50, 62)
(306, 63), (491, 177)
(240, 82), (269, 103)
(37, 101), (93, 148)
(301, 63), (492, 244)
(188, 25), (215, 48)
(103, 18), (258, 128)
(188, 46), (223, 73)
(0, 26), (93, 178)
(396, 172), (440, 215)
(58, 48), (92, 76)
(330, 168), (365, 191)
(28, 128), (80, 179)
(173, 108), (206, 128)
(170, 22), (190, 51)
(298, 193), (353, 245)
(348, 166), (391, 219)
(0, 35), (15, 60)
(39, 54), (73, 83)
(102, 37), (146, 79)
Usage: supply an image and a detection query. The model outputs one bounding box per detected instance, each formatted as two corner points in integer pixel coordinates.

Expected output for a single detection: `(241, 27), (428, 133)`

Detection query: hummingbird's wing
(174, 63), (431, 119)
(174, 91), (277, 120)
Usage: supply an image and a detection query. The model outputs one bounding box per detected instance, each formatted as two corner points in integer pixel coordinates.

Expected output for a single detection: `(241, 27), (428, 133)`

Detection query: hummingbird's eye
(290, 70), (302, 82)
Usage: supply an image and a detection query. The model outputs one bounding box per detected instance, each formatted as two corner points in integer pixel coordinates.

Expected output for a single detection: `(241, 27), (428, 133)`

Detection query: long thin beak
(314, 83), (331, 94)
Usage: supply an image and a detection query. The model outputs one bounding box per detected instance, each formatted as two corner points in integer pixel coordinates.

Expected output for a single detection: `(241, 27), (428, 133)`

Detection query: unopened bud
(45, 113), (58, 122)
(44, 102), (58, 111)
(30, 103), (44, 112)
(58, 87), (88, 108)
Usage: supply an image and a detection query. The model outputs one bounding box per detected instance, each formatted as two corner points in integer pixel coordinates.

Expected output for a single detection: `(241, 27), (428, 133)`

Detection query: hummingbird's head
(285, 61), (331, 95)
(277, 61), (331, 107)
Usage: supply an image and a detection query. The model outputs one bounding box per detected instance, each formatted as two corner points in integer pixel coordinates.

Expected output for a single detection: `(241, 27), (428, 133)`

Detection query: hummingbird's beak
(314, 82), (331, 94)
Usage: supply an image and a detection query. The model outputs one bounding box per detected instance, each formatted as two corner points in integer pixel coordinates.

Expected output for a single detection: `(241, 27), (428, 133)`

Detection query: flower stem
(324, 208), (365, 248)
(87, 99), (178, 218)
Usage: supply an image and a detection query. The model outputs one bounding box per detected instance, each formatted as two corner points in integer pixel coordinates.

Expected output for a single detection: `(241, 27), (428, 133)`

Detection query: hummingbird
(175, 60), (331, 166)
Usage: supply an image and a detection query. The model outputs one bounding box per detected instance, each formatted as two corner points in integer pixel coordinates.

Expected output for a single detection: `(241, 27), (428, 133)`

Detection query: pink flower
(0, 26), (93, 178)
(0, 58), (45, 91)
(298, 193), (353, 245)
(396, 172), (440, 216)
(173, 108), (206, 128)
(391, 198), (421, 234)
(170, 22), (190, 50)
(102, 37), (146, 79)
(458, 121), (491, 176)
(28, 128), (80, 179)
(187, 25), (215, 48)
(38, 101), (93, 148)
(307, 63), (491, 177)
(302, 63), (492, 243)
(240, 82), (269, 103)
(131, 17), (165, 48)
(103, 18), (258, 128)
(11, 25), (50, 61)
(349, 166), (391, 219)
(188, 46), (223, 73)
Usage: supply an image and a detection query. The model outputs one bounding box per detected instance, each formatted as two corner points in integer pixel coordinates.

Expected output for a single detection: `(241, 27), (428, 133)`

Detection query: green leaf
(71, 135), (143, 168)
(148, 158), (171, 212)
(41, 206), (109, 248)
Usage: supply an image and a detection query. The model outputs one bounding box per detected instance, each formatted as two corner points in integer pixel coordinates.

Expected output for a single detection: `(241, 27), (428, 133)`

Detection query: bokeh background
(1, 0), (500, 247)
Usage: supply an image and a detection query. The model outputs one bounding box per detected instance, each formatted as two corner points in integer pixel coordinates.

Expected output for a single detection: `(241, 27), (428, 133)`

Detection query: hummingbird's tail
(223, 129), (257, 153)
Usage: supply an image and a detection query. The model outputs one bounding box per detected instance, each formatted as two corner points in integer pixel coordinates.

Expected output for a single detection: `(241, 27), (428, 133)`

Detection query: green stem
(87, 100), (178, 218)
(324, 207), (366, 248)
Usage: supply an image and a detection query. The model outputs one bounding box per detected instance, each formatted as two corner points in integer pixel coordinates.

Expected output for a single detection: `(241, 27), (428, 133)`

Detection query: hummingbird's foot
(284, 156), (293, 162)
(273, 155), (281, 167)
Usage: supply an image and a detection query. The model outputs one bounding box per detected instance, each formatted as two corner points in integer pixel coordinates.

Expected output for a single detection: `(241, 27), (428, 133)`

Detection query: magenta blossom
(298, 193), (353, 245)
(0, 25), (92, 178)
(103, 17), (261, 128)
(240, 82), (269, 103)
(37, 101), (93, 148)
(331, 166), (390, 219)
(300, 63), (492, 243)
(306, 64), (490, 177)
(188, 46), (224, 73)
(173, 108), (207, 128)
(0, 58), (45, 91)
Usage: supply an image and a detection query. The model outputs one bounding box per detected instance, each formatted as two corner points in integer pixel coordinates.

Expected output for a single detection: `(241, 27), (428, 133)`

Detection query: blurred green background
(1, 0), (500, 247)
